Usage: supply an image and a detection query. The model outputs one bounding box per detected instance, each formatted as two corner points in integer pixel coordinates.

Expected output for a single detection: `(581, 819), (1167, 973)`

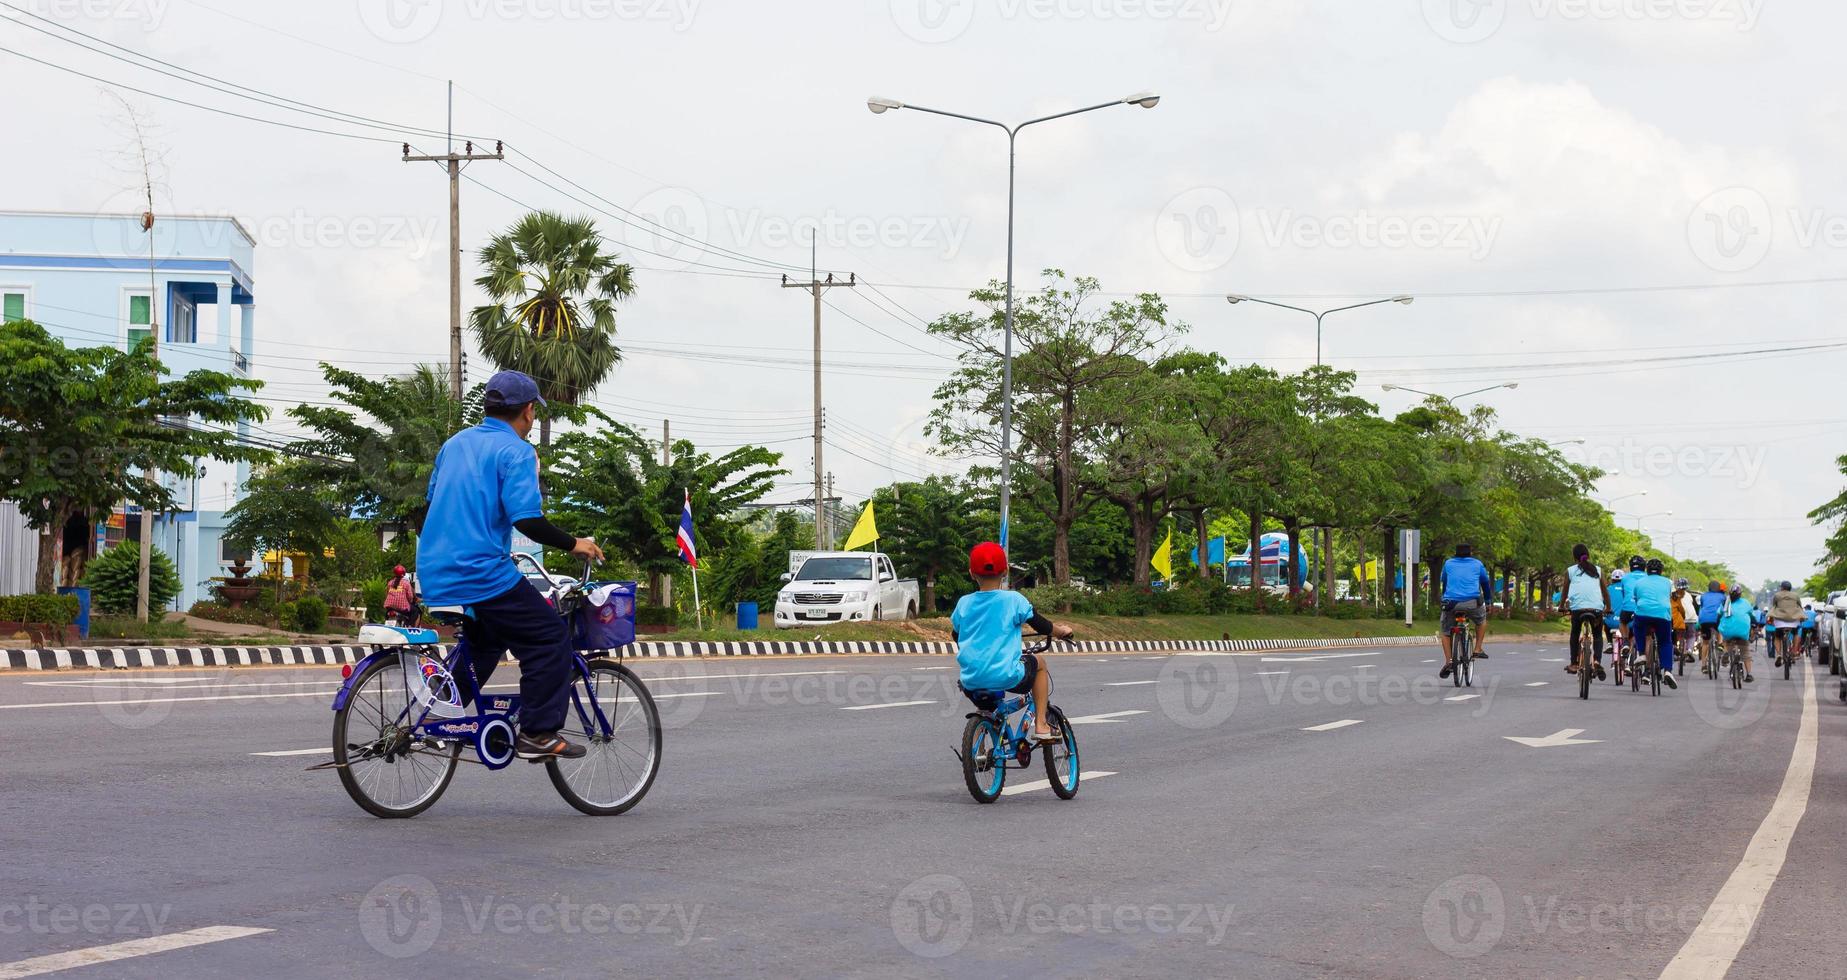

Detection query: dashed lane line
(841, 700), (937, 711)
(0, 926), (273, 979)
(1301, 719), (1364, 732)
(1000, 770), (1117, 796)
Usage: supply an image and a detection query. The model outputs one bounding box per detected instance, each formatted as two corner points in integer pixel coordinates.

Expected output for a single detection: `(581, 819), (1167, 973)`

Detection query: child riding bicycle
(951, 542), (1072, 743)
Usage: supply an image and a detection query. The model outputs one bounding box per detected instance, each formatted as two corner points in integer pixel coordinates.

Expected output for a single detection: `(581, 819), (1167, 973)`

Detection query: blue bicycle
(955, 635), (1080, 803)
(321, 559), (661, 818)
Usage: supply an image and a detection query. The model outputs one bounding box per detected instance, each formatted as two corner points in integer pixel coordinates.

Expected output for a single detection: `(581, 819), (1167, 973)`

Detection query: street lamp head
(1380, 384), (1397, 392)
(1225, 294), (1249, 304)
(867, 96), (904, 115)
(1392, 295), (1414, 304)
(1503, 382), (1520, 390)
(1122, 91), (1161, 109)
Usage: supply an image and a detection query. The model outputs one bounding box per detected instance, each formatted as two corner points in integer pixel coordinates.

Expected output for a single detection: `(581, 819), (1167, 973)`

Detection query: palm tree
(469, 211), (636, 447)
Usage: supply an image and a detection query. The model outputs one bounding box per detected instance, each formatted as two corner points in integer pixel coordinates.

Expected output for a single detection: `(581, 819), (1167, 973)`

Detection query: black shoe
(1439, 663), (1454, 679)
(1595, 663), (1607, 681)
(1475, 650), (1488, 659)
(1662, 673), (1678, 690)
(516, 731), (587, 760)
(1745, 674), (1754, 683)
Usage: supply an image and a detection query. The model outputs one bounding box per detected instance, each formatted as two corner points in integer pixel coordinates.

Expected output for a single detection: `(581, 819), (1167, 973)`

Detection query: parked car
(774, 552), (919, 628)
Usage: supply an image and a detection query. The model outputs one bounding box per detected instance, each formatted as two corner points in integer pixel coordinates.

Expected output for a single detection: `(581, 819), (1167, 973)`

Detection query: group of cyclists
(1432, 537), (1825, 689)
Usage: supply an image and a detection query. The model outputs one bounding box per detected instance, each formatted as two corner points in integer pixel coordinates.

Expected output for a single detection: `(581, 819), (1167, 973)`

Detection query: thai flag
(676, 490), (698, 568)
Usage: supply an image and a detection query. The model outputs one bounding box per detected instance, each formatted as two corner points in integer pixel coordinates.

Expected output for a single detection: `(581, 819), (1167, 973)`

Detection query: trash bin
(736, 601), (759, 631)
(575, 581), (637, 650)
(56, 586), (91, 639)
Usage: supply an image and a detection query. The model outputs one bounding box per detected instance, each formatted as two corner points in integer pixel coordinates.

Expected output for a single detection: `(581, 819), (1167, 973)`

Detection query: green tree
(223, 462), (344, 603)
(0, 320), (269, 593)
(1809, 453), (1847, 594)
(470, 211), (636, 448)
(286, 363), (481, 531)
(927, 270), (1178, 584)
(82, 542), (180, 615)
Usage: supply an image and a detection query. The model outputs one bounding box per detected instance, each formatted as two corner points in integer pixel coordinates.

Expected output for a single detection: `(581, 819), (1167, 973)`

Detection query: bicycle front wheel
(1042, 706), (1080, 799)
(547, 658), (662, 816)
(334, 654), (460, 819)
(961, 715), (1006, 803)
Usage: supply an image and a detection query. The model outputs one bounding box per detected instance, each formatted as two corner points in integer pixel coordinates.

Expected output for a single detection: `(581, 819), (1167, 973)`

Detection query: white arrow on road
(1503, 728), (1602, 748)
(1065, 710), (1148, 724)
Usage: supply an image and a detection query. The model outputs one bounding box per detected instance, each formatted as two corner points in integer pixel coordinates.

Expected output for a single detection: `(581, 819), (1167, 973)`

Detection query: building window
(127, 293), (152, 348)
(1, 291), (25, 323)
(170, 297), (196, 344)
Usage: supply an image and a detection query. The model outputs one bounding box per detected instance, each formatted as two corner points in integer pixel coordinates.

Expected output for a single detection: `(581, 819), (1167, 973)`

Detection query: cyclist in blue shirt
(416, 370), (605, 761)
(1799, 602), (1819, 659)
(1696, 580), (1727, 676)
(1626, 558), (1679, 688)
(1563, 543), (1609, 679)
(1717, 586), (1755, 682)
(1438, 543), (1492, 678)
(952, 542), (1072, 742)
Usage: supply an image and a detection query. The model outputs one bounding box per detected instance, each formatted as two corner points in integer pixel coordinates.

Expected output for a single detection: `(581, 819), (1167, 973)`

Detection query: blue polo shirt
(415, 417), (544, 605)
(1629, 573), (1673, 619)
(1697, 590), (1726, 624)
(952, 590), (1036, 691)
(1440, 556), (1490, 602)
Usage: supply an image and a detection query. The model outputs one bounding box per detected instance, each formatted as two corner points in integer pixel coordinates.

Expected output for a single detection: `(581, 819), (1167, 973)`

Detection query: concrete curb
(0, 634), (1450, 671)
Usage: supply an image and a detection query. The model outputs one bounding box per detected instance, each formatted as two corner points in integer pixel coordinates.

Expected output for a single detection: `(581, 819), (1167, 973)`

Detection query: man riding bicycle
(1696, 580), (1726, 675)
(1627, 558), (1679, 689)
(416, 370), (605, 761)
(1438, 543), (1491, 678)
(1718, 585), (1755, 682)
(1769, 581), (1804, 668)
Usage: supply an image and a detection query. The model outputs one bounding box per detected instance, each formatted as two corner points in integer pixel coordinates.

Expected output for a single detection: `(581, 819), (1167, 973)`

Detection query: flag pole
(688, 488), (703, 631)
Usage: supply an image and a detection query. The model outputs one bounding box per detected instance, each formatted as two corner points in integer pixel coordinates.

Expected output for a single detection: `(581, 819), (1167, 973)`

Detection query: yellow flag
(1151, 529), (1173, 581)
(843, 500), (879, 551)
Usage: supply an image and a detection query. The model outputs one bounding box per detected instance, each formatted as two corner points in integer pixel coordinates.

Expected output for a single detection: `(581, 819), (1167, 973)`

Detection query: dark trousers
(454, 579), (576, 735)
(1632, 615), (1674, 672)
(1569, 610), (1605, 665)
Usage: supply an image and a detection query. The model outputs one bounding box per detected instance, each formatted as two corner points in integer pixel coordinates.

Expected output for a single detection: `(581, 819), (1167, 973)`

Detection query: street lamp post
(1665, 527), (1703, 560)
(1629, 509), (1674, 533)
(869, 92), (1159, 553)
(1381, 382), (1520, 403)
(1224, 294), (1413, 369)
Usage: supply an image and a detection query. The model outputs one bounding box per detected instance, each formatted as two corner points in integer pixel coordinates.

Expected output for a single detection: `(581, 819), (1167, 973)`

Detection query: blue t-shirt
(1719, 599), (1753, 640)
(1751, 608), (1767, 626)
(952, 590), (1036, 691)
(1697, 591), (1727, 624)
(1440, 556), (1491, 602)
(1565, 565), (1604, 611)
(415, 417), (545, 605)
(1801, 609), (1817, 630)
(1629, 573), (1673, 619)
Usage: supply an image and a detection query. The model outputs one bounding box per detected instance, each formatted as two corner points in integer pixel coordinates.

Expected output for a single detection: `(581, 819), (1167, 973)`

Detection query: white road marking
(0, 690), (337, 710)
(1422, 659), (1438, 663)
(1540, 658), (1566, 663)
(1260, 652), (1380, 663)
(1526, 682), (1549, 687)
(25, 677), (218, 686)
(911, 666), (953, 671)
(1104, 680), (1159, 687)
(1661, 665), (1820, 979)
(1444, 694), (1480, 702)
(1065, 710), (1148, 724)
(639, 669), (847, 682)
(1503, 728), (1600, 748)
(250, 747), (331, 757)
(1301, 719), (1364, 732)
(0, 926), (272, 979)
(1000, 770), (1117, 796)
(1254, 670), (1289, 676)
(841, 699), (936, 711)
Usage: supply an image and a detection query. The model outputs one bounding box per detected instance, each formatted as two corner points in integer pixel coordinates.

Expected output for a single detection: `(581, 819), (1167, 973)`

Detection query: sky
(2, 0), (1842, 587)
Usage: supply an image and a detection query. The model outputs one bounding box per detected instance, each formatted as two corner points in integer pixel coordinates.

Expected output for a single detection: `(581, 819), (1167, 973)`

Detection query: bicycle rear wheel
(334, 654), (461, 819)
(1042, 706), (1080, 799)
(961, 715), (1006, 803)
(1579, 647), (1593, 700)
(547, 658), (662, 816)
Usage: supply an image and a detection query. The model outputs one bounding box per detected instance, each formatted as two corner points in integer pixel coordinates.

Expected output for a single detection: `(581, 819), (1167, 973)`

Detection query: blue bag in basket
(576, 581), (637, 650)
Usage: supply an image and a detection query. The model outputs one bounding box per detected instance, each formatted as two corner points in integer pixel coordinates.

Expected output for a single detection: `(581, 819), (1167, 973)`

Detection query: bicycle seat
(357, 623), (441, 646)
(959, 687), (1004, 711)
(422, 605), (473, 626)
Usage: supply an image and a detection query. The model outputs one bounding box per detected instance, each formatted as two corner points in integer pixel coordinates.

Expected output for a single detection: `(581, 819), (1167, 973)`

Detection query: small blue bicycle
(319, 558), (662, 819)
(955, 635), (1080, 803)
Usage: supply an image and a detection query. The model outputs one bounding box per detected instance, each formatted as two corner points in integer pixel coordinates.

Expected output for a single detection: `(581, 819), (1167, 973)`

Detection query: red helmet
(393, 565), (406, 576)
(968, 542), (1008, 577)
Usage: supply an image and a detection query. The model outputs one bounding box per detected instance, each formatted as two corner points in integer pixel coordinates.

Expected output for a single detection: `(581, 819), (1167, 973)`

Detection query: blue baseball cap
(483, 370), (545, 409)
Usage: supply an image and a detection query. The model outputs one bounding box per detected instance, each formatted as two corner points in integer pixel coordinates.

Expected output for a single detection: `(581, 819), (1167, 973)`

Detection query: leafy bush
(82, 545), (181, 614)
(293, 595), (329, 632)
(277, 601), (299, 632)
(0, 594), (81, 624)
(1018, 584), (1090, 614)
(361, 579), (387, 622)
(187, 601), (272, 627)
(636, 605), (678, 628)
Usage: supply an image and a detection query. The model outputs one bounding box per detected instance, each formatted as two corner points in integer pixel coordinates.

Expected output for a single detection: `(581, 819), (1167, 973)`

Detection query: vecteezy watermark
(9, 0), (170, 31)
(889, 0), (1238, 44)
(889, 874), (1236, 958)
(356, 0), (701, 44)
(620, 186), (969, 272)
(359, 874), (701, 958)
(1561, 440), (1768, 489)
(1423, 873), (1753, 958)
(245, 210), (441, 260)
(1155, 657), (1239, 729)
(1422, 0), (1766, 45)
(1154, 191), (1500, 272)
(0, 898), (172, 937)
(1684, 187), (1847, 274)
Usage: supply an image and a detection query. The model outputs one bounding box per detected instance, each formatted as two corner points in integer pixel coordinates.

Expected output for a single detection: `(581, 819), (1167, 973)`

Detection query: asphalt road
(0, 639), (1837, 979)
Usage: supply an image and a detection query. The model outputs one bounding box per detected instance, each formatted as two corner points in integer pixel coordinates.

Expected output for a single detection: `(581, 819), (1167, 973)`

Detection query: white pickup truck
(773, 551), (920, 628)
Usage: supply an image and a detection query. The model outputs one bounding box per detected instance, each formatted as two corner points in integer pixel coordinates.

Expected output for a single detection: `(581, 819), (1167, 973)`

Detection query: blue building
(0, 210), (258, 609)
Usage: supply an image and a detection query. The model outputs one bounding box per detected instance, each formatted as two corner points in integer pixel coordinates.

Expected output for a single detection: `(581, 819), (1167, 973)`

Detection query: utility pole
(824, 473), (837, 549)
(402, 82), (502, 398)
(780, 237), (854, 550)
(659, 419), (672, 607)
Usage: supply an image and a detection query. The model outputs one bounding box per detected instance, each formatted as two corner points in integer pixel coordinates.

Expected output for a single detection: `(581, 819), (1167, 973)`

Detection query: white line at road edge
(0, 926), (271, 979)
(251, 747), (330, 757)
(1302, 719), (1363, 732)
(1001, 770), (1117, 796)
(1659, 663), (1819, 980)
(841, 699), (936, 711)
